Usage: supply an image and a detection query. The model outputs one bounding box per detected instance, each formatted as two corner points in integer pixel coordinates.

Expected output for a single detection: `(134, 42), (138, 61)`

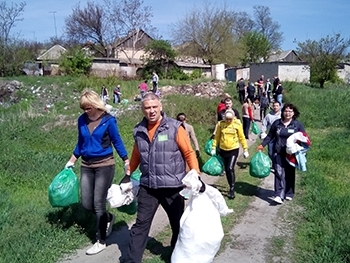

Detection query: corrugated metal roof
(175, 61), (211, 68)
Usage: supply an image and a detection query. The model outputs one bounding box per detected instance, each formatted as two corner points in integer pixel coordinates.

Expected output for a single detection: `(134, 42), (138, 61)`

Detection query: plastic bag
(48, 168), (79, 207)
(249, 151), (271, 178)
(202, 155), (224, 176)
(130, 169), (142, 181)
(204, 139), (213, 156)
(117, 200), (137, 215)
(251, 122), (260, 135)
(171, 187), (225, 263)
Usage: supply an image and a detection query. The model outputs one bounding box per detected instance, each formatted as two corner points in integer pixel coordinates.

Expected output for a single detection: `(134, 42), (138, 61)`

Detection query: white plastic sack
(172, 170), (233, 263)
(106, 180), (139, 208)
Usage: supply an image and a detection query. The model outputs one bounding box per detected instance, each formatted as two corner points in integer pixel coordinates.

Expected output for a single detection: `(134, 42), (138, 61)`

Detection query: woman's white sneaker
(86, 241), (106, 255)
(285, 196), (293, 201)
(272, 196), (283, 204)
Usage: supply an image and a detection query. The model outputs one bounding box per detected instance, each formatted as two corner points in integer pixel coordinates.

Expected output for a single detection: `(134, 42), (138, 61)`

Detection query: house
(36, 44), (67, 75)
(226, 50), (309, 83)
(174, 61), (212, 78)
(266, 50), (302, 63)
(114, 29), (153, 65)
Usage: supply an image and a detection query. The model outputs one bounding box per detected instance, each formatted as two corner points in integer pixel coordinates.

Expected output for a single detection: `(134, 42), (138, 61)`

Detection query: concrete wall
(278, 64), (310, 83)
(90, 60), (120, 77)
(337, 64), (350, 83)
(182, 67), (212, 78)
(117, 49), (146, 60)
(236, 67), (250, 81)
(250, 63), (278, 82)
(250, 62), (310, 83)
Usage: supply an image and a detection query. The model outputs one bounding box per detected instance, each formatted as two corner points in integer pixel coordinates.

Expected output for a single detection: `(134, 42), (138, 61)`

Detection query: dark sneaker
(106, 214), (115, 237)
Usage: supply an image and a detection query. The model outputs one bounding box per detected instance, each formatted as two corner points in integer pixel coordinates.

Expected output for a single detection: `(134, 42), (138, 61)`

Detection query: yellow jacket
(212, 119), (248, 151)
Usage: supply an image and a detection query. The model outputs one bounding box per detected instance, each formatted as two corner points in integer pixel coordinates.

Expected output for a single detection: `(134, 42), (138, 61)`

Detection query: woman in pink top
(138, 80), (148, 98)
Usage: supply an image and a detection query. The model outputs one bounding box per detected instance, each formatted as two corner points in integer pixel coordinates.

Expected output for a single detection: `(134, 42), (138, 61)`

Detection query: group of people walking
(63, 73), (306, 262)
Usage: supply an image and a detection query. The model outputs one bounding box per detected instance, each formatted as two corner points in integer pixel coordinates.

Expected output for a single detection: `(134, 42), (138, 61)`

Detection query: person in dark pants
(236, 78), (246, 104)
(258, 103), (305, 204)
(246, 82), (255, 105)
(65, 90), (129, 255)
(121, 93), (203, 263)
(241, 98), (254, 140)
(259, 92), (270, 121)
(211, 109), (249, 199)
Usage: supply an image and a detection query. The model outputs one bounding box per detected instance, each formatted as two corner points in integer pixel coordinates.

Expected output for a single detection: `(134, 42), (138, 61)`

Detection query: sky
(9, 0), (350, 51)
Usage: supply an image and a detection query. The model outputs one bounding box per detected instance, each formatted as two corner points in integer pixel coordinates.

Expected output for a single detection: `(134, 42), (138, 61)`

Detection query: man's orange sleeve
(176, 126), (200, 173)
(127, 143), (140, 175)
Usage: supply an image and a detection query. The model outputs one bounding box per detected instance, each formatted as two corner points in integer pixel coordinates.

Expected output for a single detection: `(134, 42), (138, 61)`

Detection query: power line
(49, 11), (57, 39)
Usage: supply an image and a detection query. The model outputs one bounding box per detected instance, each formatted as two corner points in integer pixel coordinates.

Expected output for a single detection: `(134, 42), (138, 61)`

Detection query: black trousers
(238, 90), (245, 104)
(126, 186), (184, 263)
(220, 148), (239, 189)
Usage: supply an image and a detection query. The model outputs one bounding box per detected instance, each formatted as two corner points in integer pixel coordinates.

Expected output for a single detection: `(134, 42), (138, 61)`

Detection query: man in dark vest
(120, 93), (204, 263)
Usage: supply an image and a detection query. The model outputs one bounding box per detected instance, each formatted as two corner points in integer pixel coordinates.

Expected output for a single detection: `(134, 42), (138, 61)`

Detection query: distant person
(213, 97), (241, 137)
(100, 85), (109, 104)
(64, 90), (129, 255)
(151, 71), (159, 93)
(258, 103), (306, 204)
(176, 112), (200, 158)
(260, 101), (281, 163)
(274, 82), (284, 106)
(257, 75), (264, 99)
(211, 109), (249, 199)
(236, 78), (246, 104)
(273, 75), (280, 95)
(138, 80), (148, 98)
(242, 98), (254, 140)
(113, 85), (121, 104)
(265, 78), (272, 104)
(246, 82), (256, 105)
(259, 92), (270, 121)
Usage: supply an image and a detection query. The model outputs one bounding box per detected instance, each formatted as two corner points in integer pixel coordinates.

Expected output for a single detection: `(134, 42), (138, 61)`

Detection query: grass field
(1, 77), (350, 262)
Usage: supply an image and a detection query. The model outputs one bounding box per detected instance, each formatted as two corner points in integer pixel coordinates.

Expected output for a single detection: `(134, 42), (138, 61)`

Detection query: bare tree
(104, 0), (156, 63)
(65, 1), (112, 57)
(0, 1), (26, 44)
(253, 5), (283, 50)
(232, 11), (255, 39)
(171, 2), (242, 65)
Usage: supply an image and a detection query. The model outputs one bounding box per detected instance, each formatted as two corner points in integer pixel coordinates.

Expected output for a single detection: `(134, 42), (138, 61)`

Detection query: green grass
(1, 76), (350, 262)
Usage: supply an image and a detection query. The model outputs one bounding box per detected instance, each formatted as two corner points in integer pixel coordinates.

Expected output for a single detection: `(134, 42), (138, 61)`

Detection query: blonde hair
(79, 90), (106, 111)
(224, 109), (235, 120)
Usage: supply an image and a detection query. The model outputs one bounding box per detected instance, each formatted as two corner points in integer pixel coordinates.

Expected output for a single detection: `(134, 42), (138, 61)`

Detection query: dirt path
(59, 107), (292, 263)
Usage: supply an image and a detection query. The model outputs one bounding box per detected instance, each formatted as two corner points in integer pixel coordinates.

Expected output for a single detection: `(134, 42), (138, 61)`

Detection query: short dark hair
(281, 103), (300, 120)
(176, 112), (186, 121)
(273, 101), (281, 106)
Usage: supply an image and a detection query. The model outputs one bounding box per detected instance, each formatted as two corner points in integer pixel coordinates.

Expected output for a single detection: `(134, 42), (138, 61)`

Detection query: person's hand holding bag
(210, 149), (216, 156)
(65, 161), (75, 169)
(257, 145), (264, 151)
(243, 151), (249, 159)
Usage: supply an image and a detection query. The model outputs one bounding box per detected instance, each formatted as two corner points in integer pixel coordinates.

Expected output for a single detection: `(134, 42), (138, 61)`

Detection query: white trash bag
(171, 170), (233, 263)
(106, 180), (139, 208)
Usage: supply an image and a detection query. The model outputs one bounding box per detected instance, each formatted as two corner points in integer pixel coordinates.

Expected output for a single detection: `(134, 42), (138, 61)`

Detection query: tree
(105, 0), (156, 63)
(0, 1), (26, 44)
(297, 34), (350, 87)
(0, 1), (27, 76)
(241, 31), (271, 65)
(170, 2), (243, 65)
(144, 39), (176, 76)
(65, 0), (155, 62)
(252, 5), (283, 50)
(59, 47), (93, 76)
(232, 11), (255, 39)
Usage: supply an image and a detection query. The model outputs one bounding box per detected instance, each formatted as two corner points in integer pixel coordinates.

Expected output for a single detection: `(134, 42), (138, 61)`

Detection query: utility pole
(49, 11), (57, 39)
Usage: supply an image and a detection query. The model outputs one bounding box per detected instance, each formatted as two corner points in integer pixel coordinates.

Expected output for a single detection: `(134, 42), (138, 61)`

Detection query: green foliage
(241, 31), (271, 65)
(144, 40), (176, 61)
(297, 34), (350, 88)
(59, 48), (93, 76)
(166, 67), (189, 80)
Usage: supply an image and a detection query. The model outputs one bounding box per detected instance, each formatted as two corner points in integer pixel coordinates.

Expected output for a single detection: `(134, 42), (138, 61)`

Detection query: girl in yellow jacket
(211, 109), (249, 199)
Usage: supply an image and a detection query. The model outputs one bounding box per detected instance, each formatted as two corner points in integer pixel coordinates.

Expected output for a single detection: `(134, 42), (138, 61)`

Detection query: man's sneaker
(272, 196), (283, 204)
(285, 196), (293, 201)
(106, 214), (115, 237)
(86, 241), (106, 255)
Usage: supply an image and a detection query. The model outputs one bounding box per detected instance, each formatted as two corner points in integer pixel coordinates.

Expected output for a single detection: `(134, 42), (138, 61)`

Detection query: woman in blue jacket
(258, 103), (305, 204)
(65, 90), (129, 255)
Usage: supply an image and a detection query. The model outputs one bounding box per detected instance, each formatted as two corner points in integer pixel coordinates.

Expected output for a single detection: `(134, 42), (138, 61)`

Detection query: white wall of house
(250, 62), (310, 83)
(90, 61), (120, 77)
(117, 49), (146, 60)
(337, 64), (350, 83)
(236, 67), (250, 81)
(278, 64), (310, 83)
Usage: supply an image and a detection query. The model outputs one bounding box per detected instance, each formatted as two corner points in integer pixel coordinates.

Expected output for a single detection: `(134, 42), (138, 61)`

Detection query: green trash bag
(48, 168), (79, 207)
(251, 122), (260, 135)
(131, 169), (142, 181)
(204, 139), (213, 156)
(202, 155), (224, 176)
(249, 151), (271, 178)
(117, 200), (137, 215)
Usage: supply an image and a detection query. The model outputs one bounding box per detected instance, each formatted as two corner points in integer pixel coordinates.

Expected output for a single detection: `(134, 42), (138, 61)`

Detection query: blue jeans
(81, 165), (115, 242)
(277, 94), (283, 106)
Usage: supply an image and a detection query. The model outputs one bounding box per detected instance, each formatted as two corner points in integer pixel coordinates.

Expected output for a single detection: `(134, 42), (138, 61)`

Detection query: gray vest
(133, 113), (186, 189)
